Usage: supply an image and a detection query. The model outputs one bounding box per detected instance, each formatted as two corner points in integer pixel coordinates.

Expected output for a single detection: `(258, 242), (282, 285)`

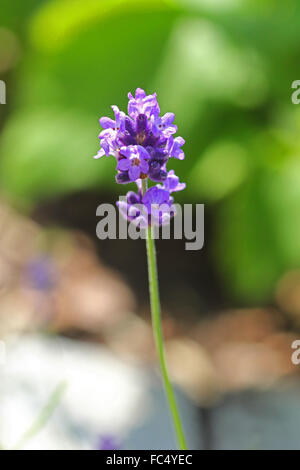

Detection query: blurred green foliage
(1, 0), (300, 303)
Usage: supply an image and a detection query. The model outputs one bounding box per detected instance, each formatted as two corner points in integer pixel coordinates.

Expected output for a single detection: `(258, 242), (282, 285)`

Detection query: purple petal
(166, 135), (174, 152)
(93, 149), (106, 159)
(175, 149), (185, 160)
(112, 105), (125, 132)
(175, 136), (185, 146)
(116, 171), (131, 184)
(137, 146), (150, 160)
(162, 170), (186, 192)
(127, 191), (141, 205)
(99, 117), (115, 129)
(149, 165), (167, 183)
(136, 114), (148, 133)
(117, 158), (130, 171)
(119, 146), (132, 158)
(143, 187), (170, 207)
(135, 88), (146, 99)
(101, 140), (110, 156)
(139, 159), (149, 173)
(125, 117), (136, 136)
(161, 112), (175, 126)
(128, 165), (140, 181)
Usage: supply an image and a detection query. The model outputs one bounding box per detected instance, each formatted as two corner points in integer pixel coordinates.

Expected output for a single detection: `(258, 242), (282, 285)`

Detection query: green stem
(143, 189), (187, 449)
(13, 381), (67, 450)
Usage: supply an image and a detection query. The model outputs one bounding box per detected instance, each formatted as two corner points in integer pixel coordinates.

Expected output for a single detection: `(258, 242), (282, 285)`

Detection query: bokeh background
(1, 0), (300, 450)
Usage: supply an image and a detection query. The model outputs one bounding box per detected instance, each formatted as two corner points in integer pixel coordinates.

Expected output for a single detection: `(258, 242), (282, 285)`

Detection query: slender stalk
(143, 182), (187, 449)
(13, 381), (67, 450)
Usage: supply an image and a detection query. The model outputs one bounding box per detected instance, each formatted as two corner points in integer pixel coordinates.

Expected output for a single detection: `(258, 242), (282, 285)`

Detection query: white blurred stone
(0, 334), (149, 450)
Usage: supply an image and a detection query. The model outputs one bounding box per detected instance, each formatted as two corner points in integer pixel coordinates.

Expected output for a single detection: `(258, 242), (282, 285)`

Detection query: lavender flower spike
(95, 87), (185, 187)
(95, 88), (186, 225)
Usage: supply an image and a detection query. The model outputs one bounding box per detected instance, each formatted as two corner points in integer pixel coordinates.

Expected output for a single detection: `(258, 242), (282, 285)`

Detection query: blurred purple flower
(25, 257), (57, 291)
(97, 434), (120, 451)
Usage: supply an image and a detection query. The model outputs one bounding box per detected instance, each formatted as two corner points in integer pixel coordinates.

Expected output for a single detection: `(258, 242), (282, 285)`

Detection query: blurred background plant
(1, 0), (300, 450)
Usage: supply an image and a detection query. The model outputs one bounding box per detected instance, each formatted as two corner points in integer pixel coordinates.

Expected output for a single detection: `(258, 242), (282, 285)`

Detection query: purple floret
(117, 145), (150, 182)
(117, 186), (175, 227)
(160, 170), (186, 193)
(128, 88), (160, 119)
